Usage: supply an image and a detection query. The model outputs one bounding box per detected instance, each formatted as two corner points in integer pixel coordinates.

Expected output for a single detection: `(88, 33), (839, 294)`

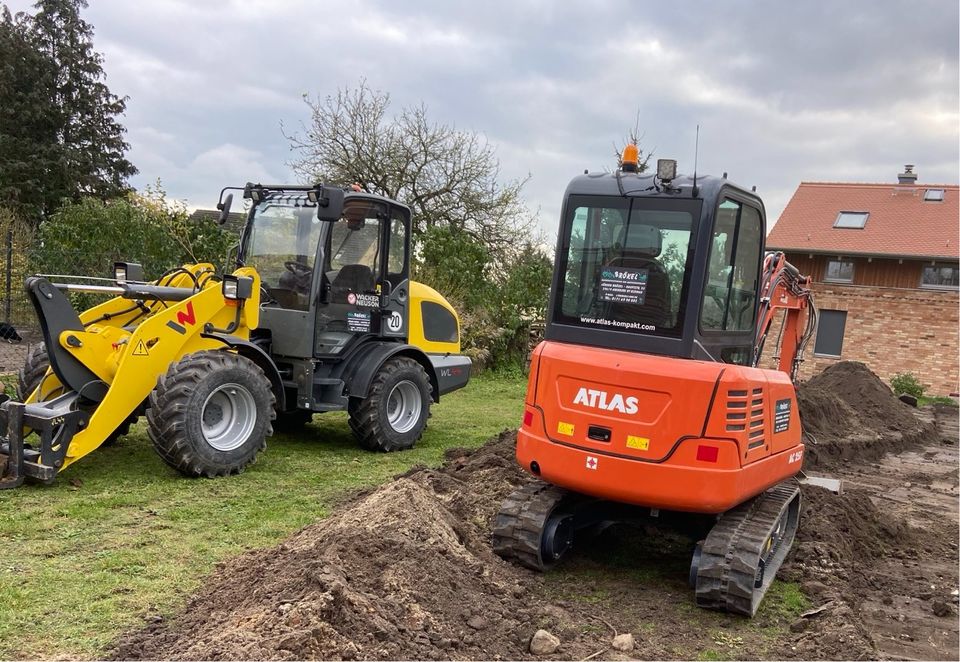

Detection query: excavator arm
(753, 251), (817, 381)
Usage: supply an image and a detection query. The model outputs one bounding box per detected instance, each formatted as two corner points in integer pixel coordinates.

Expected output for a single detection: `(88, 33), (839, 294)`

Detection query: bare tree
(285, 81), (535, 259)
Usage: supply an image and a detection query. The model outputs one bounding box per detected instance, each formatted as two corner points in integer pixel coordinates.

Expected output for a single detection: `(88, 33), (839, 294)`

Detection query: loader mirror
(216, 193), (234, 225)
(315, 187), (345, 222)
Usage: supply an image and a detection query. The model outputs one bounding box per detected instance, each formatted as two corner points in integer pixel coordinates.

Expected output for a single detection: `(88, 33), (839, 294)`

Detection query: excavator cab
(495, 150), (815, 617)
(550, 182), (764, 368)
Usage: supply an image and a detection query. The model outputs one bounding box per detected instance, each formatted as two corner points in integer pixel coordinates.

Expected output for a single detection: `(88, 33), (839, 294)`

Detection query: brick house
(766, 166), (959, 396)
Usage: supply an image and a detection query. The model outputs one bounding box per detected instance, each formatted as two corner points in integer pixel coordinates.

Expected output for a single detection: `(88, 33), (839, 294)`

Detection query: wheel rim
(201, 383), (257, 451)
(386, 380), (422, 433)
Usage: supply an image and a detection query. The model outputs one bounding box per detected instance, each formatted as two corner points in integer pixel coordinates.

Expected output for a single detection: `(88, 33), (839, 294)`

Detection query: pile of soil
(797, 361), (931, 467)
(113, 432), (553, 661)
(113, 362), (950, 661)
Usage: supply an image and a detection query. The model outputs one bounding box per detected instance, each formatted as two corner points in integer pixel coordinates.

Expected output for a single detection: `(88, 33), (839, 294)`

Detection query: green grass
(919, 395), (959, 406)
(0, 371), (526, 659)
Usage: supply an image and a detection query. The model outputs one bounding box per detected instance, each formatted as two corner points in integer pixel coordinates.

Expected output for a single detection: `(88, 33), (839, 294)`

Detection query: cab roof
(564, 170), (764, 214)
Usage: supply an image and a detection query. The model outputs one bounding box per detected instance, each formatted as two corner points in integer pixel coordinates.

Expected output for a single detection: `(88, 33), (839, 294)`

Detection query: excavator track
(492, 482), (575, 571)
(692, 481), (801, 616)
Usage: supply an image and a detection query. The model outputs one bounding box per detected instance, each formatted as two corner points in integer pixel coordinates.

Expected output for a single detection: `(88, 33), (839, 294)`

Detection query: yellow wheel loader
(0, 183), (471, 488)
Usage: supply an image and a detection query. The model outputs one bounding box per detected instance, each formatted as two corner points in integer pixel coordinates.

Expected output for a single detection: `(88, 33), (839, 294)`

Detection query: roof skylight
(834, 211), (869, 229)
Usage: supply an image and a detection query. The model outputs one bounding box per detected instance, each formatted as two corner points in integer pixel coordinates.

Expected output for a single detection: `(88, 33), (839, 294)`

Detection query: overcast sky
(9, 0), (960, 236)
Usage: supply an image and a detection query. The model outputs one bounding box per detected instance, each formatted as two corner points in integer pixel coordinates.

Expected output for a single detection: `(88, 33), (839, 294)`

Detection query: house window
(814, 310), (847, 357)
(834, 212), (869, 228)
(824, 259), (854, 283)
(921, 263), (959, 289)
(924, 189), (945, 202)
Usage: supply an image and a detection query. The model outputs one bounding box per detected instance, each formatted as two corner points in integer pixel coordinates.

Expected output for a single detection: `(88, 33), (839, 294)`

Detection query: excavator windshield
(554, 196), (697, 337)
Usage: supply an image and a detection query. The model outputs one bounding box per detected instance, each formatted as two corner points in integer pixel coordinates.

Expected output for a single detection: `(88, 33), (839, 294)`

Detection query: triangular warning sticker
(133, 340), (149, 356)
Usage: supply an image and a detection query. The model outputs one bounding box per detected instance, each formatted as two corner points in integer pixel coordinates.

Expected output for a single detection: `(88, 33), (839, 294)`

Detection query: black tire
(17, 343), (51, 401)
(273, 409), (313, 433)
(147, 350), (275, 477)
(17, 342), (134, 444)
(349, 357), (431, 452)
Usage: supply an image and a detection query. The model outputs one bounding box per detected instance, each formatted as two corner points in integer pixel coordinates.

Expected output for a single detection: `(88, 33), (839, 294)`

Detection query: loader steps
(692, 481), (801, 616)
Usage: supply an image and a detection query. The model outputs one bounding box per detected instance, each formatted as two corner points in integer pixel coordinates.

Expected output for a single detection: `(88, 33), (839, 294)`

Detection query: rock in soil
(529, 629), (561, 656)
(611, 633), (635, 651)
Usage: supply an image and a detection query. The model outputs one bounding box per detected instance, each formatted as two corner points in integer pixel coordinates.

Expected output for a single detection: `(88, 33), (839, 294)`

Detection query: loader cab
(239, 188), (410, 360)
(546, 167), (765, 366)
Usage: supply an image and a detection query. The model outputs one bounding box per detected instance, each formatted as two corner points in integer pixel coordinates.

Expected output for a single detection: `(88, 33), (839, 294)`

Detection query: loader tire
(17, 343), (52, 401)
(147, 351), (275, 477)
(17, 342), (134, 444)
(349, 357), (431, 452)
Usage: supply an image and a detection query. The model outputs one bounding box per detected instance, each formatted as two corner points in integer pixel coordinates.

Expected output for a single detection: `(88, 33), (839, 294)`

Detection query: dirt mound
(790, 486), (915, 572)
(776, 485), (918, 660)
(112, 432), (552, 661)
(798, 361), (930, 467)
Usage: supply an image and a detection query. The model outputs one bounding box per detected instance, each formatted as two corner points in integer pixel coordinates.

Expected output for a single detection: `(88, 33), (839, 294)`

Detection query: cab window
(387, 210), (408, 286)
(555, 196), (695, 337)
(326, 201), (384, 304)
(700, 199), (762, 332)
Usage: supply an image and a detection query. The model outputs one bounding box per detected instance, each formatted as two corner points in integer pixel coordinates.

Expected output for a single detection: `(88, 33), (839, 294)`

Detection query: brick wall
(763, 282), (959, 396)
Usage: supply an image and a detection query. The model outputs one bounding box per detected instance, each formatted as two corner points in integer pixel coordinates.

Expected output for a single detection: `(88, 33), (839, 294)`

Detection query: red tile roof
(767, 181), (959, 260)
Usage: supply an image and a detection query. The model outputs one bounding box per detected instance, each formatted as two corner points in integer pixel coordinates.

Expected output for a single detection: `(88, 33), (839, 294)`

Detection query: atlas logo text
(572, 387), (639, 415)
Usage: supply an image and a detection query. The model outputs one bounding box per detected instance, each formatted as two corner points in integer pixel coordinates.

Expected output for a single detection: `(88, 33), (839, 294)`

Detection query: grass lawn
(0, 371), (527, 659)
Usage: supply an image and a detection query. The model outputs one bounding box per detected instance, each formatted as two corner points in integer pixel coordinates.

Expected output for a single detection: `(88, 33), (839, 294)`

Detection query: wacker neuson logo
(572, 387), (639, 415)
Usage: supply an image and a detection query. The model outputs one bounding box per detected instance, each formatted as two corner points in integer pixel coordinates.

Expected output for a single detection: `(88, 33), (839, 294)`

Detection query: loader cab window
(386, 210), (409, 287)
(325, 201), (385, 304)
(700, 199), (762, 333)
(555, 196), (695, 337)
(245, 199), (323, 311)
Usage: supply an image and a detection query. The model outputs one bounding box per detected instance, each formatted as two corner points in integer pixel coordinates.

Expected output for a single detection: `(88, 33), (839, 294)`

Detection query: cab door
(313, 200), (410, 355)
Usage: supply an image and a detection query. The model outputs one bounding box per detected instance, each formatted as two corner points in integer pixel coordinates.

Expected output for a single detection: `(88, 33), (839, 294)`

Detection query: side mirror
(216, 193), (234, 225)
(316, 187), (345, 222)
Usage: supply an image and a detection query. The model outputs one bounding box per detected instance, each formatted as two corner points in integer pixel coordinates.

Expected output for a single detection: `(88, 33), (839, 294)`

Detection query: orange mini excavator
(493, 146), (817, 616)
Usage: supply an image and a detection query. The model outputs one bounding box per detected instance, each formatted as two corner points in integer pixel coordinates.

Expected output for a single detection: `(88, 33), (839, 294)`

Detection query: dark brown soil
(798, 361), (932, 467)
(112, 365), (959, 661)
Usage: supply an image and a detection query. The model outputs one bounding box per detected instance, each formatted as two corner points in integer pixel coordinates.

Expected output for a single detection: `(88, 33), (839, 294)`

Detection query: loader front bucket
(0, 393), (88, 489)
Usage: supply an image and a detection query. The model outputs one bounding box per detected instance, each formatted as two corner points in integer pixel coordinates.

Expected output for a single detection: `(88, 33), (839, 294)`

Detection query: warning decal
(774, 398), (791, 433)
(133, 340), (149, 356)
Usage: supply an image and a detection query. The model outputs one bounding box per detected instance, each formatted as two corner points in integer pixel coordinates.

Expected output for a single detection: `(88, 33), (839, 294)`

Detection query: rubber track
(492, 482), (570, 571)
(695, 481), (801, 616)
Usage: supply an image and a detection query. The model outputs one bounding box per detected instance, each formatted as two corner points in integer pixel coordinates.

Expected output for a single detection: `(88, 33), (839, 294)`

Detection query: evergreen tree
(0, 0), (136, 223)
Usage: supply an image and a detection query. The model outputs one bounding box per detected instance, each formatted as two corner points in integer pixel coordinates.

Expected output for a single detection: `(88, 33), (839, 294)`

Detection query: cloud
(5, 0), (956, 232)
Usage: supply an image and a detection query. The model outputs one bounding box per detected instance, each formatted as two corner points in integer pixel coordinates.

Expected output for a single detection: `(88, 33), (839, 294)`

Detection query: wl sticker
(626, 435), (649, 451)
(557, 421), (575, 436)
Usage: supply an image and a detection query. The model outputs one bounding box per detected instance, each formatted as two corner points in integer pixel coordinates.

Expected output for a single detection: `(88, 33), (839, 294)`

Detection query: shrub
(31, 188), (236, 310)
(890, 372), (925, 399)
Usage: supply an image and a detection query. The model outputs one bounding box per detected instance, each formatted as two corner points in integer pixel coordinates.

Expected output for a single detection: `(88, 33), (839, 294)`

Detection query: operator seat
(330, 264), (375, 303)
(604, 224), (672, 328)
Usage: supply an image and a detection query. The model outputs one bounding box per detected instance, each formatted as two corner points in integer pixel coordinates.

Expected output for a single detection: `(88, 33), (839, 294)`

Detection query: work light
(657, 159), (677, 183)
(113, 262), (144, 284)
(221, 275), (254, 300)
